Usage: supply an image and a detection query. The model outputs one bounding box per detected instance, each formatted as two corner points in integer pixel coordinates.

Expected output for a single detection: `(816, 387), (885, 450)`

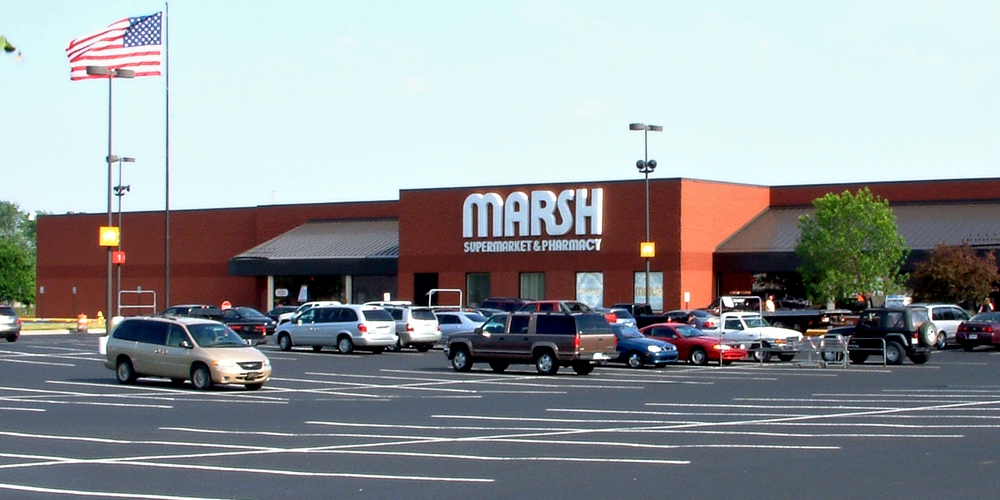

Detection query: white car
(276, 300), (342, 325)
(912, 303), (971, 349)
(383, 306), (441, 352)
(274, 304), (396, 354)
(435, 311), (488, 345)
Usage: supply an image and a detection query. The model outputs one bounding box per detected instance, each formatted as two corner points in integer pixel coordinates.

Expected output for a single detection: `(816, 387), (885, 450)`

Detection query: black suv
(1, 306), (21, 342)
(831, 307), (936, 365)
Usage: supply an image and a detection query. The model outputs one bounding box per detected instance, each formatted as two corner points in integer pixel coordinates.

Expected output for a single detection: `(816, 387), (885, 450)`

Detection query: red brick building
(35, 177), (1000, 318)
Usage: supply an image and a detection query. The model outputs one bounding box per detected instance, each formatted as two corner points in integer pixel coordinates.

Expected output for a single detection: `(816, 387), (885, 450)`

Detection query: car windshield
(675, 325), (707, 338)
(613, 325), (644, 339)
(972, 312), (1000, 322)
(464, 313), (487, 322)
(743, 315), (769, 328)
(187, 324), (247, 347)
(235, 307), (266, 319)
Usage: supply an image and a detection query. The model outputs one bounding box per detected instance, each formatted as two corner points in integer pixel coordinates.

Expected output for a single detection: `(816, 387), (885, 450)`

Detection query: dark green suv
(832, 307), (937, 365)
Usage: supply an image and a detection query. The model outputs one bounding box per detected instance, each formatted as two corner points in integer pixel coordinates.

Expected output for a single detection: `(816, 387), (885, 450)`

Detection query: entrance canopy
(228, 219), (399, 276)
(714, 202), (1000, 273)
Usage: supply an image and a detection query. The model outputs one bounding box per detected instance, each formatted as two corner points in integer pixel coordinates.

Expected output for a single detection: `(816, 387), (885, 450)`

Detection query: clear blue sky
(2, 1), (998, 216)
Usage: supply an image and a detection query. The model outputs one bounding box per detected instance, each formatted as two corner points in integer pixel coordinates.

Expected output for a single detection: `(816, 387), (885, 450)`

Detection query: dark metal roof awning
(228, 219), (399, 276)
(714, 203), (1000, 273)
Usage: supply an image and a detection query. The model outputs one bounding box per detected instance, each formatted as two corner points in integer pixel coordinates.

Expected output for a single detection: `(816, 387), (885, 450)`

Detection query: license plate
(244, 372), (260, 379)
(969, 334), (978, 340)
(592, 352), (609, 360)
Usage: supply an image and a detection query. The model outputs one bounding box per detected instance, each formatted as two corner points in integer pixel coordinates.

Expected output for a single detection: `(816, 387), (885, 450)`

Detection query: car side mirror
(179, 340), (192, 349)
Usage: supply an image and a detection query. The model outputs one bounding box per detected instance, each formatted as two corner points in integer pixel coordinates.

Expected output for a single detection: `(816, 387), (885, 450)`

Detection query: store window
(520, 272), (546, 300)
(466, 273), (491, 307)
(575, 272), (603, 309)
(633, 271), (664, 311)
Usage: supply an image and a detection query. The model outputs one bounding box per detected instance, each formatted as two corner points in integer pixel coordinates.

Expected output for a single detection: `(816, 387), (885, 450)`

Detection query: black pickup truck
(162, 305), (275, 345)
(829, 306), (937, 365)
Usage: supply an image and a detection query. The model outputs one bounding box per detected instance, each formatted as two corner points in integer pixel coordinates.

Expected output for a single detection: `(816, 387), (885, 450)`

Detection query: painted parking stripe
(0, 482), (238, 500)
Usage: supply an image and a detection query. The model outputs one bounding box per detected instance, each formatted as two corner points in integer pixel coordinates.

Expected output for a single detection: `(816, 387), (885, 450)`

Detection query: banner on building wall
(634, 272), (664, 311)
(576, 272), (604, 309)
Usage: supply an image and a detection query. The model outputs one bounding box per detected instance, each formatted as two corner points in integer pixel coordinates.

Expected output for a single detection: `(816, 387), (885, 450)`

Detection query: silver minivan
(274, 304), (397, 354)
(384, 306), (441, 352)
(103, 316), (271, 390)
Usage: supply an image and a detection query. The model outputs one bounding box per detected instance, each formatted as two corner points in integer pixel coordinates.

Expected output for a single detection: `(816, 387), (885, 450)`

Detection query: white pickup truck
(713, 311), (803, 362)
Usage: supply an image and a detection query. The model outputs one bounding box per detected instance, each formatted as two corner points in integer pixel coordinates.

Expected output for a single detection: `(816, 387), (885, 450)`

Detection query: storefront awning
(714, 202), (1000, 273)
(228, 219), (398, 276)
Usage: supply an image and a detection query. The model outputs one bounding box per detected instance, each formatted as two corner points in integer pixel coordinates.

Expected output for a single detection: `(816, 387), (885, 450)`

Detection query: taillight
(987, 326), (995, 333)
(358, 323), (368, 333)
(574, 333), (580, 350)
(406, 323), (414, 332)
(255, 325), (265, 334)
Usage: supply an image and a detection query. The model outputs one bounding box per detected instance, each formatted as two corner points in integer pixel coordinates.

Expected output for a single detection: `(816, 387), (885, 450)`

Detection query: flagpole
(164, 1), (172, 309)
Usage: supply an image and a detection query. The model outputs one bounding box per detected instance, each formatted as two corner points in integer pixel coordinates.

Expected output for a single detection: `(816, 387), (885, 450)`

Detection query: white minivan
(274, 304), (397, 354)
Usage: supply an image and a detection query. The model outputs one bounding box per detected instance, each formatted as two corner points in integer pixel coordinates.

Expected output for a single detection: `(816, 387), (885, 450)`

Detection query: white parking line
(0, 482), (237, 500)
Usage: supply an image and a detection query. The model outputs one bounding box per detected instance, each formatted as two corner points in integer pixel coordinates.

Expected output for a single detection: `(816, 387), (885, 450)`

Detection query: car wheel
(489, 361), (508, 373)
(371, 347), (384, 354)
(415, 344), (431, 352)
(245, 383), (264, 391)
(752, 345), (772, 362)
(849, 352), (868, 364)
(191, 364), (213, 390)
(935, 332), (947, 350)
(626, 351), (645, 369)
(115, 357), (137, 384)
(885, 340), (905, 365)
(689, 347), (708, 365)
(5, 333), (17, 342)
(278, 333), (292, 351)
(918, 323), (938, 348)
(312, 345), (322, 352)
(169, 378), (186, 387)
(534, 350), (559, 375)
(909, 352), (930, 364)
(961, 342), (974, 352)
(451, 347), (473, 372)
(387, 338), (402, 352)
(777, 354), (795, 362)
(337, 336), (354, 354)
(572, 362), (594, 375)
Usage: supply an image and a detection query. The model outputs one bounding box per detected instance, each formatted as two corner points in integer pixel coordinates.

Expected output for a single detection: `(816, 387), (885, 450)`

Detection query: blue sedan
(610, 323), (678, 368)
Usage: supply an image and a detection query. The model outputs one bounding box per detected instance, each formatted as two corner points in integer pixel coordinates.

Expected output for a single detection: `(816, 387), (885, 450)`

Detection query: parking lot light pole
(114, 156), (135, 314)
(87, 65), (134, 327)
(630, 123), (662, 306)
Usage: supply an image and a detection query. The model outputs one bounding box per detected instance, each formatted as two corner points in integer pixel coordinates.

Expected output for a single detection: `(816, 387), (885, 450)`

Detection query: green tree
(0, 201), (36, 305)
(796, 188), (909, 306)
(912, 243), (997, 309)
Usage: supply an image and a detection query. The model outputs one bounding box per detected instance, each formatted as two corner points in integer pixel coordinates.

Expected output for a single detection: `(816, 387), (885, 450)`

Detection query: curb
(19, 329), (108, 336)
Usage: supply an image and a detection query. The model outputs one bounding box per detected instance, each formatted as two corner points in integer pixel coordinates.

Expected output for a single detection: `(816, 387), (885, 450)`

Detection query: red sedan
(641, 322), (748, 365)
(956, 312), (1000, 351)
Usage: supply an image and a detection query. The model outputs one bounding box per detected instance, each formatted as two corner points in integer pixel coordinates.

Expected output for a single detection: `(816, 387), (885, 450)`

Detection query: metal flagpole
(164, 1), (171, 308)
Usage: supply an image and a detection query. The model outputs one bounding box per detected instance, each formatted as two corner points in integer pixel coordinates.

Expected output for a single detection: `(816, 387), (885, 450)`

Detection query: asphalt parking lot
(2, 333), (999, 500)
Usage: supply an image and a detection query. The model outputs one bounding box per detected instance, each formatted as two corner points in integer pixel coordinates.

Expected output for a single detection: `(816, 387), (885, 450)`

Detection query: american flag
(66, 12), (163, 81)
